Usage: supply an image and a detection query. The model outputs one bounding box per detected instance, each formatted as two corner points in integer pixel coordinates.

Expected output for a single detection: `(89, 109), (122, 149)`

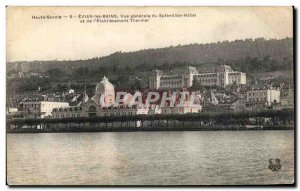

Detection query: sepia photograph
(6, 6), (294, 186)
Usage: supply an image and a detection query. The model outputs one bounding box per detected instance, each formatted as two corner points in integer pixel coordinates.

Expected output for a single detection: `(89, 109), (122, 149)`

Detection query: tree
(47, 68), (65, 79)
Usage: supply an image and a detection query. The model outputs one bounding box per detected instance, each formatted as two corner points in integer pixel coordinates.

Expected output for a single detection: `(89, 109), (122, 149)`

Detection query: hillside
(7, 37), (293, 74)
(6, 37), (294, 95)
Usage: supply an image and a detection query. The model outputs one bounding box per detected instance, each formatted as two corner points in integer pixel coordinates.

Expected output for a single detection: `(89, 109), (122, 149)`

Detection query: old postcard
(6, 6), (294, 186)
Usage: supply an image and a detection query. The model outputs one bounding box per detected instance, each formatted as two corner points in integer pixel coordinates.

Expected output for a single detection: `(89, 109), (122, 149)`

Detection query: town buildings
(51, 77), (149, 118)
(201, 83), (283, 112)
(52, 76), (203, 119)
(8, 65), (293, 119)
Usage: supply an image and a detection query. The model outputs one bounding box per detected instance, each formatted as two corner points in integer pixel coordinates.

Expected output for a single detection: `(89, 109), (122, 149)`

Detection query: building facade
(274, 88), (294, 110)
(52, 76), (202, 118)
(23, 101), (69, 118)
(245, 84), (280, 111)
(149, 65), (246, 90)
(52, 77), (150, 118)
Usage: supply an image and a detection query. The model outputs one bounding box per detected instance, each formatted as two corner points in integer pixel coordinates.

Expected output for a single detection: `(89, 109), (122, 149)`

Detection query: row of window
(199, 79), (218, 83)
(104, 112), (137, 116)
(162, 108), (184, 114)
(160, 76), (182, 80)
(248, 97), (267, 102)
(54, 113), (81, 118)
(161, 82), (182, 86)
(27, 114), (41, 118)
(160, 84), (182, 88)
(228, 77), (240, 81)
(228, 72), (243, 76)
(248, 92), (267, 97)
(196, 74), (218, 78)
(54, 108), (82, 112)
(54, 111), (149, 118)
(24, 104), (40, 109)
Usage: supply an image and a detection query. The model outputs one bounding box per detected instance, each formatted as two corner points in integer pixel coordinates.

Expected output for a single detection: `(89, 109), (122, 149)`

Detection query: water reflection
(7, 131), (294, 185)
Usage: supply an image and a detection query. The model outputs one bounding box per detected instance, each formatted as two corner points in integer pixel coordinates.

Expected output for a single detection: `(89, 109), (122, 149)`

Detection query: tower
(149, 70), (162, 90)
(82, 84), (88, 105)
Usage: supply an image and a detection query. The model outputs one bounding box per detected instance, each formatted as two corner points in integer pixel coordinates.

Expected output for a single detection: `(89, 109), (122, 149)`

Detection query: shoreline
(7, 125), (294, 133)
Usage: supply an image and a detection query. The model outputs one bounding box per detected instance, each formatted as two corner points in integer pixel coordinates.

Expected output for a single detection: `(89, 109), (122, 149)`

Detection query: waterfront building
(92, 76), (115, 106)
(23, 101), (69, 118)
(279, 91), (294, 109)
(202, 91), (246, 112)
(52, 77), (150, 118)
(245, 84), (280, 111)
(6, 106), (23, 119)
(231, 97), (247, 111)
(160, 92), (202, 114)
(100, 105), (149, 117)
(274, 87), (294, 110)
(148, 104), (162, 115)
(149, 65), (246, 90)
(52, 76), (202, 118)
(216, 97), (246, 112)
(52, 106), (82, 119)
(161, 105), (202, 114)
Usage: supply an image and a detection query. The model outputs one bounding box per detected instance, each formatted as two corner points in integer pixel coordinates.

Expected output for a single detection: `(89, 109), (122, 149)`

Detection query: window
(88, 105), (96, 112)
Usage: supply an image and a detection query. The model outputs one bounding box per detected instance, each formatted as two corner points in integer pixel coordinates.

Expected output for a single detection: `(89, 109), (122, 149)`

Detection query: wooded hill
(7, 37), (294, 94)
(8, 37), (293, 75)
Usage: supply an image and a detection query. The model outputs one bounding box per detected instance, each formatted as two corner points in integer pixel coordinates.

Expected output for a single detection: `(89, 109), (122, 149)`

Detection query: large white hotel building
(149, 65), (246, 90)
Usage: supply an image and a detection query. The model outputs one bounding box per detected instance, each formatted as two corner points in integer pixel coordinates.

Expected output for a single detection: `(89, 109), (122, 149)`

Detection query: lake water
(7, 131), (294, 185)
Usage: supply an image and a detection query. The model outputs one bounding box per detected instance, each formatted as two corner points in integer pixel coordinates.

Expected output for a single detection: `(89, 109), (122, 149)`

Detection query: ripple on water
(7, 130), (294, 185)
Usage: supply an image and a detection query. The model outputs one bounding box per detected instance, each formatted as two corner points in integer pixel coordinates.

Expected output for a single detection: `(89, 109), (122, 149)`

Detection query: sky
(6, 6), (293, 62)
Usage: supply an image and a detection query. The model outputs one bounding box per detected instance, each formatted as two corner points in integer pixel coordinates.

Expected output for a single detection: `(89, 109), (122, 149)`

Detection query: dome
(93, 76), (115, 106)
(94, 76), (115, 96)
